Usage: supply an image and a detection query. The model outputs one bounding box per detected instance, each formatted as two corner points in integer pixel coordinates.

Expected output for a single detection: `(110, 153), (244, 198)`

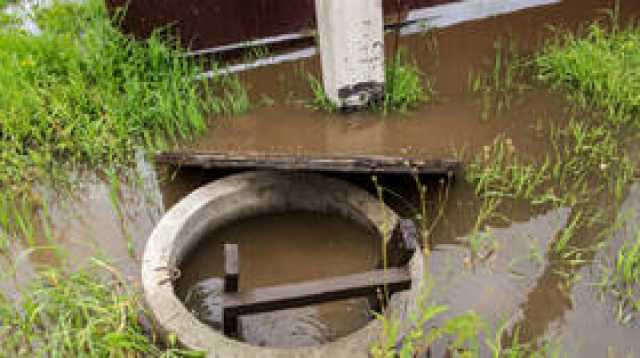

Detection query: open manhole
(142, 171), (423, 357)
(175, 211), (382, 347)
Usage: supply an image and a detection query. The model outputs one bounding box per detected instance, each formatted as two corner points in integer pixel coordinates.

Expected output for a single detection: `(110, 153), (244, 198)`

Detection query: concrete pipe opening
(142, 171), (423, 357)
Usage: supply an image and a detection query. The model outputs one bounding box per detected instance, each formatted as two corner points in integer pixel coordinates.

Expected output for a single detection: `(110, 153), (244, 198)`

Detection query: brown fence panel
(107, 0), (455, 50)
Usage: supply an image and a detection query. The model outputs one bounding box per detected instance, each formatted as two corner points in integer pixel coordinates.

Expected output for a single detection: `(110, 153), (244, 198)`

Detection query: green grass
(371, 291), (563, 357)
(536, 17), (640, 125)
(466, 136), (557, 206)
(0, 0), (248, 193)
(0, 259), (203, 357)
(0, 0), (17, 27)
(467, 116), (634, 210)
(553, 211), (583, 254)
(466, 13), (640, 328)
(0, 0), (15, 9)
(469, 40), (529, 120)
(371, 307), (485, 358)
(599, 230), (640, 324)
(308, 74), (338, 112)
(384, 49), (431, 113)
(309, 48), (430, 113)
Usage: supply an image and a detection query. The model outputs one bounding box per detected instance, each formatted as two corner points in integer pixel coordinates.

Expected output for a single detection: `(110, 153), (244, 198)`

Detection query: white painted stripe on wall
(401, 0), (561, 35)
(200, 47), (318, 78)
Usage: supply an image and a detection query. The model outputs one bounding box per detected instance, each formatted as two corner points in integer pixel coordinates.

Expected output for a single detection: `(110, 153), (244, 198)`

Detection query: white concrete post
(315, 0), (385, 110)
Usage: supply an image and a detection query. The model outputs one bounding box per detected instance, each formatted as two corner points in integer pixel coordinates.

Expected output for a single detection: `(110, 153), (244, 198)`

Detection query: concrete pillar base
(315, 0), (385, 110)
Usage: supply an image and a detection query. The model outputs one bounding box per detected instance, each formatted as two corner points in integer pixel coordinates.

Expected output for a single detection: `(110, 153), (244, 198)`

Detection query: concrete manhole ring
(142, 171), (423, 357)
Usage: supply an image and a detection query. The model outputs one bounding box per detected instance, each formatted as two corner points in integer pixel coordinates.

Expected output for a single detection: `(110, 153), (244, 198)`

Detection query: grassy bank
(0, 1), (247, 354)
(536, 16), (640, 125)
(0, 0), (247, 194)
(0, 259), (203, 357)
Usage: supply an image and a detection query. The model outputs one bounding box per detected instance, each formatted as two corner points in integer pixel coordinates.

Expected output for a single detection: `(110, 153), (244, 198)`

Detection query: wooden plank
(222, 268), (411, 317)
(224, 244), (239, 293)
(155, 151), (460, 176)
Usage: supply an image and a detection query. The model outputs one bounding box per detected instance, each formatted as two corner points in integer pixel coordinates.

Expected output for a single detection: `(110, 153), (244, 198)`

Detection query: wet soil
(9, 0), (640, 355)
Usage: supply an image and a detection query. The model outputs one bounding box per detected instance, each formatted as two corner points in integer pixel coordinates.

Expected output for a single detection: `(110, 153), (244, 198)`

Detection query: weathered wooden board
(219, 218), (416, 335)
(224, 244), (239, 293)
(224, 268), (411, 314)
(222, 268), (411, 335)
(156, 151), (460, 176)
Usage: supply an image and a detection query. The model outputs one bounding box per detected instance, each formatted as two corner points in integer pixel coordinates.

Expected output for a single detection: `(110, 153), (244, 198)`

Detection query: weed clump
(370, 285), (562, 357)
(308, 74), (338, 112)
(0, 259), (202, 357)
(600, 230), (640, 324)
(309, 49), (430, 113)
(536, 18), (640, 125)
(0, 0), (248, 192)
(384, 49), (431, 113)
(468, 40), (529, 121)
(466, 136), (557, 206)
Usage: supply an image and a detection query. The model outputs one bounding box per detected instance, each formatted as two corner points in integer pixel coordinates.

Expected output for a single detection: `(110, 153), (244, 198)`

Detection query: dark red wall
(107, 0), (454, 50)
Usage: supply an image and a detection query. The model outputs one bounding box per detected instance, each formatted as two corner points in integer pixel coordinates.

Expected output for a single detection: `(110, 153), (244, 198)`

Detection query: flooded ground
(8, 0), (640, 355)
(178, 0), (634, 159)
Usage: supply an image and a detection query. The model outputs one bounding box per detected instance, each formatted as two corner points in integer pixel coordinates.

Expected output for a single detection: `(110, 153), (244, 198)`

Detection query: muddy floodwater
(176, 0), (640, 159)
(10, 0), (640, 356)
(175, 212), (381, 347)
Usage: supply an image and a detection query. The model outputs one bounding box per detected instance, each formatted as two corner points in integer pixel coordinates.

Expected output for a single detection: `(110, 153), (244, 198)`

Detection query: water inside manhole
(174, 211), (382, 348)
